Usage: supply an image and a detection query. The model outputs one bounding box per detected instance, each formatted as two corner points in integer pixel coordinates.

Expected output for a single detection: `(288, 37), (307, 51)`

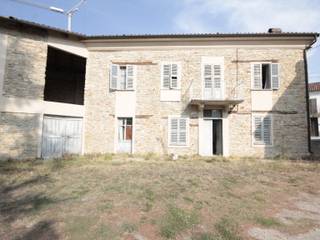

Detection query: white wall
(310, 91), (320, 138)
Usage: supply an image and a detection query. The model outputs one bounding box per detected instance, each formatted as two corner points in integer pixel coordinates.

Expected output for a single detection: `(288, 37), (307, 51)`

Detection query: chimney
(268, 28), (282, 34)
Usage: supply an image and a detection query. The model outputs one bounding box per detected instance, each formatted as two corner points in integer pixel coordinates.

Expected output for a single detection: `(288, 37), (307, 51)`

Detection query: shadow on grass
(14, 220), (59, 240)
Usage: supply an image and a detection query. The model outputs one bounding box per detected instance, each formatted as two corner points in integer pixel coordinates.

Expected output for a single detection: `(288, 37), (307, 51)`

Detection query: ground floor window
(168, 117), (188, 146)
(117, 118), (133, 153)
(252, 115), (272, 145)
(311, 118), (319, 137)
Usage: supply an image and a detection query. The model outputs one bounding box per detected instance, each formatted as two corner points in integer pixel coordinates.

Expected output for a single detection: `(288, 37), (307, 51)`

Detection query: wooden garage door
(41, 116), (83, 158)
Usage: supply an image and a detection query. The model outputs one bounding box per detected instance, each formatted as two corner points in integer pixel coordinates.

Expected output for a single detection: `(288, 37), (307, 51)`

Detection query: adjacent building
(0, 16), (318, 159)
(309, 82), (320, 154)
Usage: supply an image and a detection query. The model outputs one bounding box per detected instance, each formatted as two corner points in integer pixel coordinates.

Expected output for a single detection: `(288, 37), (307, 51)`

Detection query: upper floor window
(252, 115), (273, 146)
(110, 64), (135, 90)
(251, 63), (279, 90)
(161, 63), (180, 89)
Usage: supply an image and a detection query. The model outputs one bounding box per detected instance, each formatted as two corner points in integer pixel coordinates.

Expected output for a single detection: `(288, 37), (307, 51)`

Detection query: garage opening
(44, 46), (86, 105)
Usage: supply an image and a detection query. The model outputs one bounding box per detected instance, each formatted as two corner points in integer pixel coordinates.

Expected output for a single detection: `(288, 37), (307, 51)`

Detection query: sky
(0, 0), (320, 83)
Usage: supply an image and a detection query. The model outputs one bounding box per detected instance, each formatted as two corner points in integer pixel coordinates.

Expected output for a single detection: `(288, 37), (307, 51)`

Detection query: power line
(9, 0), (51, 11)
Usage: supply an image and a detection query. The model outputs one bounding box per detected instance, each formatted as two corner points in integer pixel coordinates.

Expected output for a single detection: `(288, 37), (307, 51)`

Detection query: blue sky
(1, 0), (320, 82)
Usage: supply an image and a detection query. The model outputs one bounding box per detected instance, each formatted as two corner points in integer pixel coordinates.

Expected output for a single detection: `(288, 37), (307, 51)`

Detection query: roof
(309, 82), (320, 92)
(0, 16), (319, 42)
(0, 16), (85, 39)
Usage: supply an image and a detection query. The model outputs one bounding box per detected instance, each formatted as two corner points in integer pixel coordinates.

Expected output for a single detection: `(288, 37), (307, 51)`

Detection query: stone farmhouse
(0, 16), (318, 159)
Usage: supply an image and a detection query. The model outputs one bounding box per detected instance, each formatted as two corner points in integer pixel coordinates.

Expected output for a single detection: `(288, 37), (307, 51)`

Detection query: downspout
(304, 34), (318, 154)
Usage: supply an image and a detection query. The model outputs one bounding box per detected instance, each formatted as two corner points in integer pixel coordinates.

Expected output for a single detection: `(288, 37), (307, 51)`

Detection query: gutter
(304, 33), (319, 155)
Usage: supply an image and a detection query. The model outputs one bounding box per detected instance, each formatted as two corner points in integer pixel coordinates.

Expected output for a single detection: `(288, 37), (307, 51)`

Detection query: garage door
(41, 115), (83, 158)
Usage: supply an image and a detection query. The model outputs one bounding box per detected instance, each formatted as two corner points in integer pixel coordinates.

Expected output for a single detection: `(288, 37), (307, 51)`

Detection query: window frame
(252, 114), (273, 147)
(251, 62), (280, 91)
(160, 62), (181, 90)
(168, 116), (189, 147)
(110, 64), (136, 91)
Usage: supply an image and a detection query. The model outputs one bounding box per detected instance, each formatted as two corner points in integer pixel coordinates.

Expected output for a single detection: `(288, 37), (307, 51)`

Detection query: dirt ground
(0, 154), (320, 240)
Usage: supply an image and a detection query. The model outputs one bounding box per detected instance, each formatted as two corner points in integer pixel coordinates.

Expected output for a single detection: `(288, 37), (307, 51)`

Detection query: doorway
(199, 110), (223, 156)
(117, 118), (133, 153)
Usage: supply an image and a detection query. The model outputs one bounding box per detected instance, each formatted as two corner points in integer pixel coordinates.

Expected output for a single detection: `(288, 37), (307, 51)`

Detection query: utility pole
(9, 0), (87, 31)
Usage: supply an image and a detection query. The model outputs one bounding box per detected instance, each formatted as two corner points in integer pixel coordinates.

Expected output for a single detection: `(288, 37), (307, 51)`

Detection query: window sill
(161, 88), (181, 91)
(311, 137), (320, 141)
(251, 89), (275, 91)
(111, 89), (135, 92)
(168, 144), (189, 148)
(253, 144), (273, 147)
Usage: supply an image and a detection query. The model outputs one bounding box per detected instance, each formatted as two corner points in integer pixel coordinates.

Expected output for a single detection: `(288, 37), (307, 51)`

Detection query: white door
(117, 118), (133, 153)
(41, 116), (83, 158)
(199, 119), (213, 156)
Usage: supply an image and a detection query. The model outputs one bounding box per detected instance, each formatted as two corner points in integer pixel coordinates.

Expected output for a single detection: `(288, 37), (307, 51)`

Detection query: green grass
(255, 216), (282, 227)
(160, 205), (199, 239)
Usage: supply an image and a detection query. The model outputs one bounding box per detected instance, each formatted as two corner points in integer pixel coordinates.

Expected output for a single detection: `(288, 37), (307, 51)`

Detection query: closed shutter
(126, 65), (134, 90)
(213, 65), (221, 88)
(204, 64), (212, 88)
(170, 118), (178, 144)
(110, 64), (118, 90)
(179, 118), (187, 144)
(271, 63), (279, 89)
(254, 116), (263, 144)
(163, 64), (171, 88)
(263, 116), (272, 145)
(171, 64), (178, 89)
(253, 64), (262, 89)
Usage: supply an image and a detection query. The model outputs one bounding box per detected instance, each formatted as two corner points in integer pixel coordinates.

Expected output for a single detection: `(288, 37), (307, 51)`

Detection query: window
(118, 118), (133, 141)
(309, 98), (318, 115)
(110, 64), (135, 90)
(162, 63), (180, 89)
(252, 63), (279, 90)
(253, 115), (272, 145)
(311, 118), (319, 137)
(168, 117), (188, 146)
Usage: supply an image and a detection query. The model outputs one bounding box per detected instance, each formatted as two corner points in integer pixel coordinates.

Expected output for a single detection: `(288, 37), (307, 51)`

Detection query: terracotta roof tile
(309, 82), (320, 92)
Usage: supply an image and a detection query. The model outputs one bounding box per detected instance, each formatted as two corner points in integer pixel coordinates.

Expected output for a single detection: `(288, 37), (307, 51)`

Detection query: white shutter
(204, 64), (212, 88)
(170, 118), (178, 145)
(253, 64), (262, 89)
(179, 118), (187, 145)
(213, 65), (221, 88)
(170, 64), (178, 89)
(110, 64), (118, 90)
(263, 116), (272, 145)
(163, 64), (171, 88)
(253, 116), (263, 144)
(271, 63), (279, 90)
(126, 65), (134, 90)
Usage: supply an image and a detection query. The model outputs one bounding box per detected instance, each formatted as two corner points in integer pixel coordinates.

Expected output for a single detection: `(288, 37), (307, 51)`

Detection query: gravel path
(248, 192), (320, 240)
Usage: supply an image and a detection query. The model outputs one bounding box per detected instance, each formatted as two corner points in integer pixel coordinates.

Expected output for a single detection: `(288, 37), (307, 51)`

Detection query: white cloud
(174, 0), (320, 33)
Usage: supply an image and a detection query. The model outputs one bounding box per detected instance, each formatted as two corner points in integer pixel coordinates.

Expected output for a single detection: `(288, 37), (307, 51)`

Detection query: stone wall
(0, 112), (40, 159)
(84, 47), (309, 158)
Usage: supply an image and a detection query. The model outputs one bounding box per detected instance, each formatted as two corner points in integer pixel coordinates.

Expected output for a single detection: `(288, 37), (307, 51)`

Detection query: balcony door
(203, 63), (224, 100)
(117, 118), (133, 153)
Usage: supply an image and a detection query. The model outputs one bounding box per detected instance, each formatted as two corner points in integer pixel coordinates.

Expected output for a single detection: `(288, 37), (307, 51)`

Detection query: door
(203, 64), (223, 99)
(199, 119), (223, 156)
(117, 118), (133, 153)
(41, 116), (83, 158)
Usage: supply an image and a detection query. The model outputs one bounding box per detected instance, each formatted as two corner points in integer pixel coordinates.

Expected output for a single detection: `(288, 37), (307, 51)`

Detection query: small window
(311, 118), (319, 137)
(252, 63), (279, 90)
(162, 63), (180, 89)
(168, 117), (188, 146)
(110, 64), (135, 90)
(203, 109), (222, 118)
(253, 115), (272, 145)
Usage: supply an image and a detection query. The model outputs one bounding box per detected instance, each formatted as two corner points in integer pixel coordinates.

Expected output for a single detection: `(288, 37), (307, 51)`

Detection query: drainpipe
(304, 34), (319, 155)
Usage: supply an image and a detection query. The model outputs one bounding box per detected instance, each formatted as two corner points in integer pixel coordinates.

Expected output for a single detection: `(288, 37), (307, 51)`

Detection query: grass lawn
(0, 154), (320, 240)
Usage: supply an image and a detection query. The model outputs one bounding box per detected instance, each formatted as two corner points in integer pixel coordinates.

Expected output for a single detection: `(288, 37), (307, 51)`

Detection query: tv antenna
(9, 0), (87, 31)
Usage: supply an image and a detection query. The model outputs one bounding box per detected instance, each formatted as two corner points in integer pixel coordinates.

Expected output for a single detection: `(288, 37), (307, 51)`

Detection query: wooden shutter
(271, 63), (279, 89)
(126, 65), (134, 90)
(204, 64), (212, 88)
(179, 118), (187, 144)
(213, 65), (221, 88)
(253, 116), (263, 144)
(263, 116), (272, 145)
(253, 64), (262, 89)
(309, 99), (318, 116)
(163, 64), (171, 88)
(170, 64), (178, 89)
(170, 118), (178, 144)
(110, 64), (118, 90)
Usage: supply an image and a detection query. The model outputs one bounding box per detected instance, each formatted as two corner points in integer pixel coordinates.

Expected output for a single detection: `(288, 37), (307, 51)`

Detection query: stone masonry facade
(84, 47), (309, 158)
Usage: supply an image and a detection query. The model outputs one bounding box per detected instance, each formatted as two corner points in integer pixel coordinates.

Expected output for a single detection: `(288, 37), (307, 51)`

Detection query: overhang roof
(0, 16), (318, 44)
(309, 82), (320, 92)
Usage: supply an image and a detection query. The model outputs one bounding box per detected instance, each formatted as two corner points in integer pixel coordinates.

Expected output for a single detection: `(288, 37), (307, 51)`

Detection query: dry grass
(0, 154), (320, 239)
